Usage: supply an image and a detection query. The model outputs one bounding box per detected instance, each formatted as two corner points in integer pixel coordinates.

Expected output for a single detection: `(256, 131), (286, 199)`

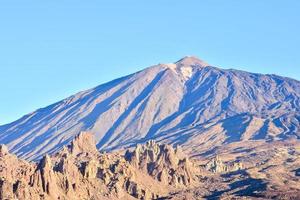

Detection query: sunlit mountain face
(0, 56), (300, 161)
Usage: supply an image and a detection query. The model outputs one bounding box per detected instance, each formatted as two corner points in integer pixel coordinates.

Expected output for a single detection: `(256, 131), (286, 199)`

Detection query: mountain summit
(0, 56), (300, 160)
(175, 55), (210, 67)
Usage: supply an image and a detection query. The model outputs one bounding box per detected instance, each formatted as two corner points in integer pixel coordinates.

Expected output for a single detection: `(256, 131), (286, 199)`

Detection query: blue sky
(0, 0), (300, 125)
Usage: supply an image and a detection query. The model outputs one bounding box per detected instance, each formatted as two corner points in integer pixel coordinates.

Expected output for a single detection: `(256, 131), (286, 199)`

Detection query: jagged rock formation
(205, 155), (243, 173)
(1, 132), (300, 199)
(68, 131), (99, 156)
(125, 140), (198, 187)
(0, 56), (300, 161)
(0, 145), (37, 199)
(0, 132), (200, 200)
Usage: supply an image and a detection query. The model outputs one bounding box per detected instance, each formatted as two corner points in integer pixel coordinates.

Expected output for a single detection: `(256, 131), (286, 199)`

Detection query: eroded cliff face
(125, 140), (199, 187)
(205, 155), (243, 173)
(0, 132), (202, 200)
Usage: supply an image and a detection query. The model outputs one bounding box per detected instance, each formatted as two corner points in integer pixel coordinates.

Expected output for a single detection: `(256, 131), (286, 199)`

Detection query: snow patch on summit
(180, 66), (193, 79)
(165, 63), (177, 71)
(164, 64), (193, 80)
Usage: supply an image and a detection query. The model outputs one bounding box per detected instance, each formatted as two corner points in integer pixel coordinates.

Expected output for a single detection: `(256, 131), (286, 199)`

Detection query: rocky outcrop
(0, 132), (199, 200)
(2, 132), (299, 199)
(0, 144), (39, 199)
(97, 154), (164, 199)
(0, 145), (8, 157)
(125, 140), (199, 187)
(205, 156), (243, 173)
(69, 131), (99, 156)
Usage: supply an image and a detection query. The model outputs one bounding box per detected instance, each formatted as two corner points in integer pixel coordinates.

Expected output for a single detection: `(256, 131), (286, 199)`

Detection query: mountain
(0, 56), (300, 160)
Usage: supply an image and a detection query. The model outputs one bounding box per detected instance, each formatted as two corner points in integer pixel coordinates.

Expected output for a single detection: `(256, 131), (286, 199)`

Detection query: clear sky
(0, 0), (300, 125)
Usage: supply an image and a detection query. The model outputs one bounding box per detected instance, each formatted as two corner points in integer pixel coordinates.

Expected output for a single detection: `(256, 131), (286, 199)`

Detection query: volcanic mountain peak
(175, 55), (210, 68)
(164, 56), (209, 79)
(0, 56), (300, 161)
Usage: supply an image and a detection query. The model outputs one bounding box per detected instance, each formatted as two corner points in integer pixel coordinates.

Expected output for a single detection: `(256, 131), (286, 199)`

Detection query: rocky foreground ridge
(1, 132), (300, 200)
(0, 132), (201, 200)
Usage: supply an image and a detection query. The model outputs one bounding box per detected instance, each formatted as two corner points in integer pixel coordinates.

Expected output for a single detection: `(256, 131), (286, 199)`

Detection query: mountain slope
(1, 56), (300, 160)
